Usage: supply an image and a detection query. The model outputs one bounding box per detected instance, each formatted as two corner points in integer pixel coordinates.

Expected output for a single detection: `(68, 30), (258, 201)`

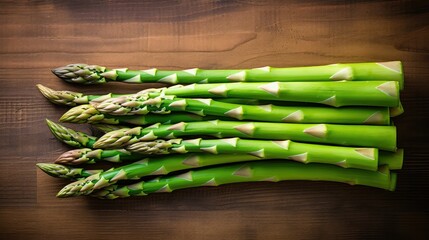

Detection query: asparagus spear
(59, 104), (229, 125)
(52, 61), (404, 89)
(91, 161), (396, 199)
(88, 81), (399, 108)
(124, 138), (378, 170)
(93, 120), (397, 151)
(55, 145), (403, 171)
(56, 139), (380, 198)
(92, 95), (391, 125)
(36, 163), (102, 180)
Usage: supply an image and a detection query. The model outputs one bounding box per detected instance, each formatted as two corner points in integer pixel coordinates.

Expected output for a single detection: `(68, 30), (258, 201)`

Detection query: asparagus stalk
(150, 81), (400, 107)
(36, 163), (102, 180)
(55, 145), (403, 170)
(93, 120), (397, 151)
(57, 139), (380, 198)
(124, 138), (378, 170)
(52, 61), (404, 89)
(88, 81), (400, 108)
(92, 95), (391, 125)
(60, 104), (229, 125)
(91, 161), (396, 199)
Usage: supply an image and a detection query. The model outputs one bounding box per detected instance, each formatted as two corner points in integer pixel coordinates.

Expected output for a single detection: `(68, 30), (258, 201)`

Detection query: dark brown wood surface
(1, 0), (428, 239)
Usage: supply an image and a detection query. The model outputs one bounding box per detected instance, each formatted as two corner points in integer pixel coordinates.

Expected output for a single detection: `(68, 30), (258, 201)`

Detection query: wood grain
(1, 0), (429, 239)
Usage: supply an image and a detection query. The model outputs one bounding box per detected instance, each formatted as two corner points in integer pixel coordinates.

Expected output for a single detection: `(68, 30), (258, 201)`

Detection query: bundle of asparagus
(37, 61), (404, 199)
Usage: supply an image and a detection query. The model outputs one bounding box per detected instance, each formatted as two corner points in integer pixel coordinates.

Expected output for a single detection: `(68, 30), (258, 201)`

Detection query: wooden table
(1, 1), (428, 239)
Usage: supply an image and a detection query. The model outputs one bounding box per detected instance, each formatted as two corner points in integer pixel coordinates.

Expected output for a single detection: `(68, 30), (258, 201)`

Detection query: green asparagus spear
(52, 61), (404, 89)
(93, 120), (396, 151)
(54, 145), (403, 171)
(90, 161), (396, 199)
(124, 138), (378, 170)
(92, 95), (391, 125)
(90, 81), (399, 108)
(59, 104), (229, 125)
(36, 163), (102, 180)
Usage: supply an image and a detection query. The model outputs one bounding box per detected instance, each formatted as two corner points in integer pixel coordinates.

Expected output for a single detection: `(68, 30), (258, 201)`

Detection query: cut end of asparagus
(60, 104), (106, 124)
(52, 63), (107, 84)
(389, 173), (397, 191)
(390, 102), (404, 117)
(46, 119), (93, 148)
(394, 149), (404, 170)
(36, 84), (86, 106)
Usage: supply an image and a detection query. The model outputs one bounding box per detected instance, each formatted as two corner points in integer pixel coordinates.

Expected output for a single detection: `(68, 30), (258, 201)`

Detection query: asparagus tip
(36, 163), (68, 178)
(55, 149), (92, 165)
(45, 119), (91, 148)
(37, 84), (85, 106)
(92, 127), (132, 149)
(52, 63), (107, 84)
(56, 180), (85, 198)
(46, 119), (62, 134)
(60, 104), (102, 123)
(45, 118), (55, 127)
